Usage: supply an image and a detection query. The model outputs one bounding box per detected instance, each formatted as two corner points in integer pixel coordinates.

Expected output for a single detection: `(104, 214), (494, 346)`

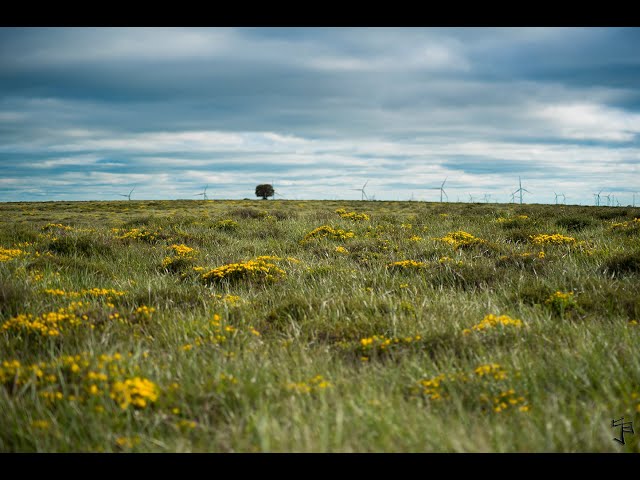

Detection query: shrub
(213, 219), (240, 231)
(601, 253), (640, 276)
(555, 216), (593, 232)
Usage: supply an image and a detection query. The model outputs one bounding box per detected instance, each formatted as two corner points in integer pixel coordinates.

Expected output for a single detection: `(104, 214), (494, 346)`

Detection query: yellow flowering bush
(357, 334), (422, 360)
(114, 227), (162, 243)
(41, 223), (73, 232)
(412, 363), (528, 413)
(0, 351), (160, 410)
(285, 375), (332, 394)
(201, 256), (286, 284)
(168, 244), (195, 257)
(610, 217), (640, 234)
(529, 233), (577, 245)
(545, 291), (577, 316)
(301, 225), (355, 243)
(462, 314), (523, 336)
(495, 215), (530, 228)
(42, 288), (126, 299)
(132, 305), (155, 322)
(1, 303), (88, 337)
(438, 256), (464, 266)
(214, 219), (240, 231)
(212, 293), (243, 306)
(0, 247), (25, 262)
(335, 208), (370, 221)
(110, 377), (159, 409)
(386, 259), (427, 271)
(474, 363), (509, 380)
(436, 231), (485, 249)
(416, 373), (450, 401)
(162, 244), (198, 273)
(480, 388), (529, 413)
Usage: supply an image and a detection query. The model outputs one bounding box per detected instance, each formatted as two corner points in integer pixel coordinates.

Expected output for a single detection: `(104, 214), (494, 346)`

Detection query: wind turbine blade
(363, 180), (369, 189)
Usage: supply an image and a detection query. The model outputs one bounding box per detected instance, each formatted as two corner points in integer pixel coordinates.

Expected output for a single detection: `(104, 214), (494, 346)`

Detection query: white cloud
(531, 102), (640, 142)
(307, 42), (469, 73)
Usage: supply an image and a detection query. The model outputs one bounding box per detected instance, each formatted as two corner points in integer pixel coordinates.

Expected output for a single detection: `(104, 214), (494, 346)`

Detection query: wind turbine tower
(195, 185), (209, 200)
(512, 177), (530, 205)
(438, 177), (448, 203)
(118, 187), (135, 201)
(351, 180), (369, 201)
(593, 189), (603, 206)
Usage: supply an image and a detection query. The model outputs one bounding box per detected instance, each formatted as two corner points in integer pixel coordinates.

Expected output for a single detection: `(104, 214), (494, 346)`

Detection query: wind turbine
(351, 180), (369, 201)
(610, 194), (620, 207)
(435, 177), (448, 202)
(554, 192), (565, 205)
(483, 193), (491, 203)
(633, 192), (639, 207)
(468, 194), (475, 203)
(593, 189), (603, 206)
(118, 186), (135, 201)
(603, 193), (612, 206)
(512, 177), (530, 205)
(195, 185), (209, 200)
(510, 192), (516, 204)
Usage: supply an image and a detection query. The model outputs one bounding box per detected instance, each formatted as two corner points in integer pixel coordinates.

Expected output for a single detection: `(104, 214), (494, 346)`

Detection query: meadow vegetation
(1, 199), (639, 452)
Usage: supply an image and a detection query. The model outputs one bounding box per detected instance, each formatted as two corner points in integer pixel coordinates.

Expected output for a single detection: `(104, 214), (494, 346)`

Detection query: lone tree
(255, 184), (275, 200)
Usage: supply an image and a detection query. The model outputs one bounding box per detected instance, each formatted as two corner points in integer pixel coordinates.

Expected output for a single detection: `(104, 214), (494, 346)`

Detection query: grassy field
(1, 198), (639, 452)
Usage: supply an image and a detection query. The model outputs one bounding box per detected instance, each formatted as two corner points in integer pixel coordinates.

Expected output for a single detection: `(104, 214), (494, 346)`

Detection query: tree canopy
(255, 184), (275, 200)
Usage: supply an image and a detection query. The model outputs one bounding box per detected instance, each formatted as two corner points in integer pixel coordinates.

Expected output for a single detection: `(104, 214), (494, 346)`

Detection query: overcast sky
(1, 27), (639, 205)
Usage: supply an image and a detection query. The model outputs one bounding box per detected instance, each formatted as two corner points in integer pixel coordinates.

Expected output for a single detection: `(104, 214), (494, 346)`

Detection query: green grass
(1, 199), (639, 452)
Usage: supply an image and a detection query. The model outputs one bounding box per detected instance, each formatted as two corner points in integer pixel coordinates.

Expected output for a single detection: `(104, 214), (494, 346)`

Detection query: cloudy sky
(1, 27), (639, 205)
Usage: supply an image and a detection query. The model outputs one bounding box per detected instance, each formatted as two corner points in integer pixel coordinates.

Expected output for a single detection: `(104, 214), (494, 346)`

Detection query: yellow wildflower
(110, 377), (159, 410)
(31, 420), (51, 430)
